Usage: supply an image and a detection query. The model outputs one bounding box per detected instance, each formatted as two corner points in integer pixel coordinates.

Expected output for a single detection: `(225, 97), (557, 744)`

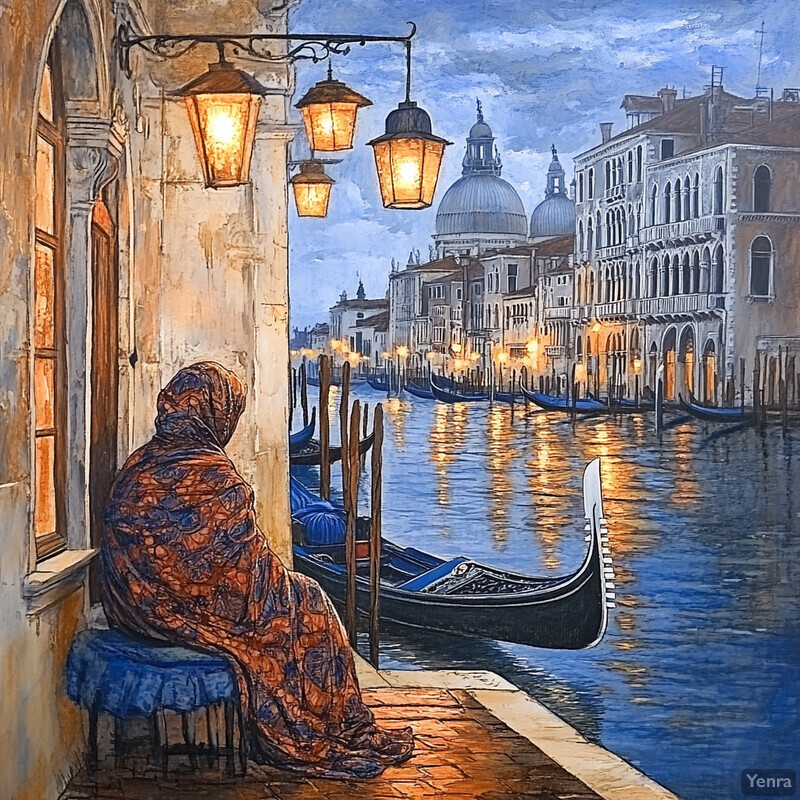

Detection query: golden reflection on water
(428, 401), (470, 508)
(384, 396), (409, 449)
(485, 404), (518, 548)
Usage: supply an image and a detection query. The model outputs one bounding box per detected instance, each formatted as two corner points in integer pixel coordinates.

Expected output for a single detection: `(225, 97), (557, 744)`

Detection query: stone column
(63, 117), (118, 550)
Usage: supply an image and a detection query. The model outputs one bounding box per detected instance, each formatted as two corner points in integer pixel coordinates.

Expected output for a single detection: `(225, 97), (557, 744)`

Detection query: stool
(66, 628), (247, 777)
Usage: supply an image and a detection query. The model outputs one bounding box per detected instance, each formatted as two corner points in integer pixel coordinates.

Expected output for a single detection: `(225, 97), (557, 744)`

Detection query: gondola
(290, 459), (613, 650)
(493, 389), (519, 405)
(678, 393), (754, 424)
(306, 374), (342, 388)
(404, 382), (434, 400)
(429, 375), (487, 404)
(288, 407), (316, 454)
(290, 432), (376, 466)
(519, 383), (607, 413)
(367, 376), (390, 392)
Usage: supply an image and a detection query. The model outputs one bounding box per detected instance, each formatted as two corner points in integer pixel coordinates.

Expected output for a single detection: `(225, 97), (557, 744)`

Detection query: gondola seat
(396, 557), (470, 592)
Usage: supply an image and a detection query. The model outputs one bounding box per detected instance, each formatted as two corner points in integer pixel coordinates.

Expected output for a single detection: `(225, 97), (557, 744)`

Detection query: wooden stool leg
(161, 710), (170, 779)
(224, 701), (235, 777)
(88, 705), (99, 773)
(182, 712), (199, 771)
(149, 712), (160, 765)
(114, 717), (127, 770)
(205, 705), (217, 768)
(237, 703), (248, 777)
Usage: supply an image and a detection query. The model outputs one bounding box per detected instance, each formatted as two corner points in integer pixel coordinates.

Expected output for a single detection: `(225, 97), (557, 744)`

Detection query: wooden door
(89, 195), (118, 600)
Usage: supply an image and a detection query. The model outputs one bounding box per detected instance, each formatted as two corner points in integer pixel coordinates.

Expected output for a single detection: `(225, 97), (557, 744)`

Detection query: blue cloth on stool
(66, 628), (237, 717)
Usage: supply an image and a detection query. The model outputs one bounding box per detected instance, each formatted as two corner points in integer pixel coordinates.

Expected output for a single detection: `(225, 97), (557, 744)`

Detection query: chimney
(658, 86), (678, 113)
(599, 122), (613, 142)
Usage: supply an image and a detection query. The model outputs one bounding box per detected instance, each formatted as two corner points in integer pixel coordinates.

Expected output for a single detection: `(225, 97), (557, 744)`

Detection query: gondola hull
(292, 459), (611, 650)
(519, 384), (607, 413)
(290, 432), (375, 466)
(678, 393), (753, 424)
(404, 382), (434, 400)
(289, 407), (316, 453)
(429, 376), (487, 404)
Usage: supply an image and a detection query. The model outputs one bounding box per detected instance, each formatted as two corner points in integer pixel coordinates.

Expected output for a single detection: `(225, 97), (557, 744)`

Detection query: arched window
(714, 166), (724, 215)
(691, 250), (700, 293)
(604, 268), (611, 302)
(712, 245), (725, 293)
(578, 172), (584, 203)
(684, 175), (691, 219)
(753, 166), (771, 212)
(618, 156), (624, 184)
(661, 255), (670, 296)
(636, 145), (643, 182)
(650, 184), (658, 226)
(606, 212), (612, 245)
(682, 253), (691, 294)
(664, 182), (672, 223)
(674, 178), (682, 222)
(605, 161), (611, 190)
(577, 335), (583, 359)
(33, 42), (67, 558)
(749, 236), (773, 297)
(692, 172), (700, 218)
(637, 204), (642, 232)
(587, 217), (594, 253)
(578, 219), (584, 252)
(597, 211), (603, 248)
(634, 263), (641, 298)
(588, 168), (595, 199)
(627, 151), (633, 182)
(671, 254), (680, 295)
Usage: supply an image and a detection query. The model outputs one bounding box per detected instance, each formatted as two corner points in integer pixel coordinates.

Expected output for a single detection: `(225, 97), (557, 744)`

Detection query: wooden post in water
(655, 364), (664, 435)
(340, 360), (352, 509)
(300, 361), (309, 427)
(740, 358), (746, 411)
(289, 365), (295, 431)
(345, 399), (360, 647)
(361, 403), (369, 470)
(319, 355), (331, 500)
(753, 355), (761, 422)
(369, 404), (384, 668)
(570, 362), (577, 424)
(780, 347), (788, 435)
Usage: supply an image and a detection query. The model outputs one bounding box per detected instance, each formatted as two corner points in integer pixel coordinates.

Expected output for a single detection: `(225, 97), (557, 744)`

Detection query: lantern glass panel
(372, 136), (446, 210)
(301, 102), (359, 151)
(420, 140), (446, 206)
(186, 93), (261, 187)
(293, 181), (333, 217)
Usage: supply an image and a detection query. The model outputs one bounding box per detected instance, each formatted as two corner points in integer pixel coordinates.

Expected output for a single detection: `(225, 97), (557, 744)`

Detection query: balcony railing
(637, 293), (726, 316)
(544, 306), (572, 319)
(545, 345), (566, 357)
(640, 215), (721, 244)
(604, 185), (626, 202)
(597, 244), (627, 258)
(595, 299), (637, 318)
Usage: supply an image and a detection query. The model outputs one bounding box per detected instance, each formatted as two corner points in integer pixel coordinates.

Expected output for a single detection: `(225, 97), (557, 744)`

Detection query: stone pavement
(60, 687), (603, 800)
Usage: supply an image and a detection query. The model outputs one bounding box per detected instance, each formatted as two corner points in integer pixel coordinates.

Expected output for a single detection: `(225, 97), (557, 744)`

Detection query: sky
(287, 0), (800, 330)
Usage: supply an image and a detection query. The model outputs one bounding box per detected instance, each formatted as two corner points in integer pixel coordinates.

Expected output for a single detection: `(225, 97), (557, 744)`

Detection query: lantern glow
(368, 101), (450, 209)
(290, 160), (335, 217)
(295, 72), (372, 151)
(396, 345), (410, 359)
(177, 56), (268, 188)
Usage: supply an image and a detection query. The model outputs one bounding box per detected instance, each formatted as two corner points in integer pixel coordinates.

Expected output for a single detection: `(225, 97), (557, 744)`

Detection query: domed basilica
(433, 102), (527, 257)
(433, 103), (575, 257)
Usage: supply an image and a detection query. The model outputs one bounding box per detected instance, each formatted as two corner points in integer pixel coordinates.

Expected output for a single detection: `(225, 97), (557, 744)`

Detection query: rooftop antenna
(755, 21), (768, 97)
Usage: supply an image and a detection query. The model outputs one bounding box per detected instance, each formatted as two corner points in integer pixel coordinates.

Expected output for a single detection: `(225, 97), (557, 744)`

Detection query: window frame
(748, 235), (774, 299)
(33, 43), (68, 562)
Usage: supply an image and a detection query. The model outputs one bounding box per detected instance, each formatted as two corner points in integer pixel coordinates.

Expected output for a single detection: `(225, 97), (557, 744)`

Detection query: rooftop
(357, 310), (389, 331)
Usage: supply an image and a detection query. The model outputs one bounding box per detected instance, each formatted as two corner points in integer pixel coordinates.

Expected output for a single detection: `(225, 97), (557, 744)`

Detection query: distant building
(309, 323), (329, 352)
(529, 145), (576, 241)
(433, 101), (528, 258)
(328, 280), (388, 369)
(574, 80), (800, 402)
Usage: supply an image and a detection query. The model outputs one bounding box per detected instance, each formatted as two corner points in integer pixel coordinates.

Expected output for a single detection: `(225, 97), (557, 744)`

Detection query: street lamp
(175, 47), (267, 188)
(295, 62), (372, 151)
(367, 32), (450, 209)
(290, 160), (335, 217)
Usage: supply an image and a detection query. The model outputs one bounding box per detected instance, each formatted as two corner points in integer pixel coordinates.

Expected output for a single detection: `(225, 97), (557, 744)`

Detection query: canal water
(292, 383), (800, 800)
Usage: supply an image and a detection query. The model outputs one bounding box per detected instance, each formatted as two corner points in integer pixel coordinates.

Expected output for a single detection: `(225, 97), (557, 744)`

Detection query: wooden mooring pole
(300, 360), (309, 427)
(369, 404), (384, 668)
(345, 398), (360, 647)
(319, 355), (331, 500)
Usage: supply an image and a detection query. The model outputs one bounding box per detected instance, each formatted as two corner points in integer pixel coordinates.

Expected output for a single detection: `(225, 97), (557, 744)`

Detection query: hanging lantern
(176, 53), (268, 188)
(368, 101), (451, 209)
(290, 160), (335, 217)
(295, 67), (372, 151)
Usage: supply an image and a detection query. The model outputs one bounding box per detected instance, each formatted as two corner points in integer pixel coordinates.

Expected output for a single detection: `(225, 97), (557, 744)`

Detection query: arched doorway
(703, 340), (717, 404)
(663, 327), (677, 401)
(678, 326), (695, 398)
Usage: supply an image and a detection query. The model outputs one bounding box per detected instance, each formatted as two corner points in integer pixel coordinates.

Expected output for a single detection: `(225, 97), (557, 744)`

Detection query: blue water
(292, 384), (800, 800)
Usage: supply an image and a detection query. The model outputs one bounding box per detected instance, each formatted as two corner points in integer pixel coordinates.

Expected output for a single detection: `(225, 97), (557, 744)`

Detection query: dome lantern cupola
(529, 143), (576, 241)
(433, 99), (527, 256)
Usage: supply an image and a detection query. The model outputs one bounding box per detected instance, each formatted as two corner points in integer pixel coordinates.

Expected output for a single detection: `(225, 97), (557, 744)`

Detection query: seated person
(101, 362), (413, 778)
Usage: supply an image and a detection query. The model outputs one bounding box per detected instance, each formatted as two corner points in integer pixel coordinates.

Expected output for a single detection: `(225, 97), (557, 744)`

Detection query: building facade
(0, 1), (297, 796)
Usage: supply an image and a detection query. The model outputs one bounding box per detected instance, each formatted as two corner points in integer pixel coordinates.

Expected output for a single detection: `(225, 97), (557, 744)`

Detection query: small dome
(436, 174), (528, 236)
(530, 193), (576, 238)
(470, 120), (493, 139)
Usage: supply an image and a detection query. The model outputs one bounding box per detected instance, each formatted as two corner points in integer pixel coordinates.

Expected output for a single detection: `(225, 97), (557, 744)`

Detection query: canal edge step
(358, 661), (680, 800)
